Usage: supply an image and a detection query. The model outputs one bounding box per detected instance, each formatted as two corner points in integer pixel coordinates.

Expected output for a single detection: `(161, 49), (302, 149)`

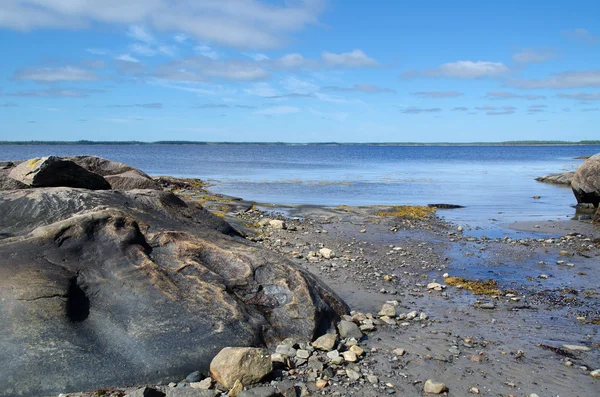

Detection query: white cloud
(195, 45), (220, 60)
(86, 48), (109, 55)
(154, 57), (269, 82)
(322, 49), (379, 68)
(174, 34), (188, 43)
(276, 53), (311, 68)
(485, 91), (546, 100)
(556, 92), (600, 101)
(403, 60), (509, 79)
(255, 105), (301, 115)
(561, 28), (598, 44)
(437, 61), (509, 78)
(0, 0), (326, 49)
(411, 91), (463, 98)
(507, 70), (600, 89)
(244, 82), (279, 97)
(127, 25), (155, 43)
(116, 54), (140, 63)
(512, 48), (557, 63)
(280, 77), (319, 94)
(130, 43), (157, 56)
(244, 52), (270, 61)
(323, 84), (395, 93)
(475, 105), (516, 115)
(6, 88), (100, 98)
(13, 65), (98, 82)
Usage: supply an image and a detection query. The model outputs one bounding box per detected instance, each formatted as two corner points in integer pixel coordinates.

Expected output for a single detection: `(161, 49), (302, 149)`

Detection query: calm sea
(1, 144), (598, 227)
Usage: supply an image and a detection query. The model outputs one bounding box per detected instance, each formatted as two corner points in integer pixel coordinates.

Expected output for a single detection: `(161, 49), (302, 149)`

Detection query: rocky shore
(1, 155), (599, 397)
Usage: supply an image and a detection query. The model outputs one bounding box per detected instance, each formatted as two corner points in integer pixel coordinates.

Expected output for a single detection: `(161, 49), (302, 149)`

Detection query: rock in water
(0, 184), (347, 396)
(8, 156), (111, 190)
(210, 347), (273, 389)
(572, 153), (600, 206)
(535, 172), (575, 186)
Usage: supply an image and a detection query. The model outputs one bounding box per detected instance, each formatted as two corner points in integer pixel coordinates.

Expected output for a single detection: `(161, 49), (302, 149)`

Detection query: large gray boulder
(572, 153), (600, 207)
(0, 187), (347, 397)
(7, 156), (110, 190)
(67, 155), (161, 190)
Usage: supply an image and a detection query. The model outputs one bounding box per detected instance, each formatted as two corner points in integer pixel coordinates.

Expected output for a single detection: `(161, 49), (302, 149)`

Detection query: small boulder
(572, 153), (600, 206)
(424, 379), (447, 394)
(312, 332), (337, 351)
(8, 156), (110, 190)
(210, 347), (273, 389)
(338, 320), (363, 340)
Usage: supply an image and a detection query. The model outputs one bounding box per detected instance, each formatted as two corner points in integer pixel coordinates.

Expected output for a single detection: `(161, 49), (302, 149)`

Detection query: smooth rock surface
(572, 153), (600, 206)
(8, 156), (110, 190)
(209, 347), (272, 389)
(0, 183), (347, 396)
(424, 379), (447, 394)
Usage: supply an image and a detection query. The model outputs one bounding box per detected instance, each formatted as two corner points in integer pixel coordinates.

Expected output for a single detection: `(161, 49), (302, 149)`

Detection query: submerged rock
(0, 175), (347, 396)
(572, 153), (600, 206)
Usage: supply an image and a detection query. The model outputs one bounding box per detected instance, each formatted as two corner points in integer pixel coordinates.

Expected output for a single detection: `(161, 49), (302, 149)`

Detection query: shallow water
(1, 144), (598, 227)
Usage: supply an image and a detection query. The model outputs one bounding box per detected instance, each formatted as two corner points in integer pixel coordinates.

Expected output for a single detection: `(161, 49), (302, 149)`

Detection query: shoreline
(183, 179), (599, 396)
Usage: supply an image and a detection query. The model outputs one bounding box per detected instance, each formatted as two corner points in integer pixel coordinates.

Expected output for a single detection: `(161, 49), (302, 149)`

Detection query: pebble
(590, 369), (600, 377)
(312, 333), (337, 351)
(392, 348), (405, 357)
(379, 303), (397, 317)
(562, 344), (591, 352)
(338, 320), (363, 340)
(469, 387), (480, 394)
(190, 378), (212, 390)
(424, 379), (447, 394)
(346, 368), (361, 381)
(479, 302), (495, 309)
(319, 248), (335, 259)
(367, 375), (379, 384)
(342, 350), (358, 362)
(316, 379), (328, 389)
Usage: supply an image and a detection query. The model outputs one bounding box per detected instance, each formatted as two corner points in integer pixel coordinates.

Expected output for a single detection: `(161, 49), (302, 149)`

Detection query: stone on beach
(424, 379), (447, 394)
(338, 320), (363, 340)
(268, 219), (286, 229)
(319, 247), (335, 259)
(209, 347), (273, 389)
(312, 332), (337, 351)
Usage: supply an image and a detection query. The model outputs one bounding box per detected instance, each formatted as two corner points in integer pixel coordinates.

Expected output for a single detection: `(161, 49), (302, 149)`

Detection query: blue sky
(0, 0), (599, 142)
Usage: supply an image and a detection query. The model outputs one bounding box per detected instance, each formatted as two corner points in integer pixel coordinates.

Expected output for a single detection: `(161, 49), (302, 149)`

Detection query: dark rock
(126, 387), (166, 397)
(427, 204), (465, 209)
(185, 371), (202, 383)
(572, 153), (600, 206)
(535, 172), (575, 186)
(0, 185), (347, 396)
(67, 156), (161, 190)
(105, 170), (162, 190)
(8, 156), (110, 190)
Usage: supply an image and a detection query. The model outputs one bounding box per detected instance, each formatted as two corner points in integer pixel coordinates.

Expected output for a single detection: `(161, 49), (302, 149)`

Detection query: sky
(0, 0), (599, 143)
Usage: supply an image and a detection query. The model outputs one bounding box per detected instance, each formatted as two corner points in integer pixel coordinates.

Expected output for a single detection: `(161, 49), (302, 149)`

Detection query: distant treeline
(1, 140), (600, 146)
